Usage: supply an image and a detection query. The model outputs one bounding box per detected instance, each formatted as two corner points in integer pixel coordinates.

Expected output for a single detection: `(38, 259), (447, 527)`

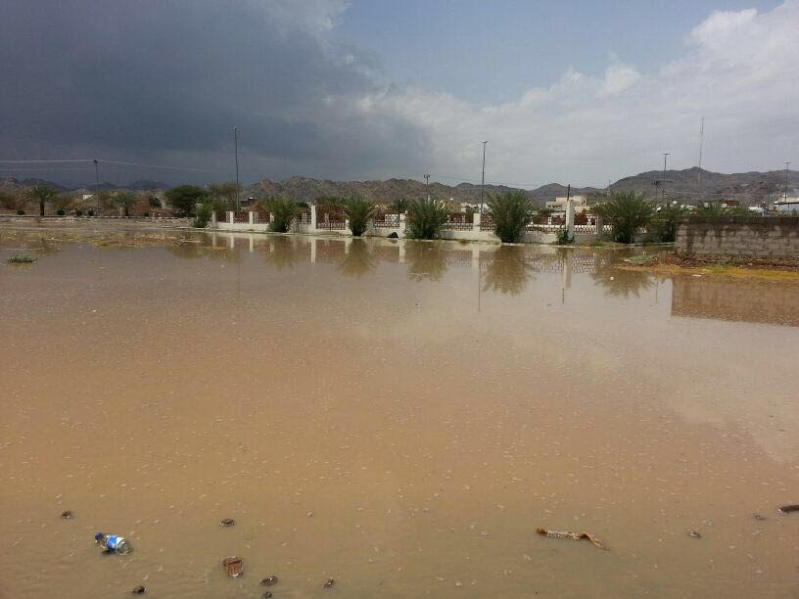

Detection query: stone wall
(675, 216), (799, 265)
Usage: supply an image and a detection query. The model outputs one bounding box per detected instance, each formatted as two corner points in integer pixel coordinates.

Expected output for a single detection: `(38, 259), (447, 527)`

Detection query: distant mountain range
(1, 168), (794, 205)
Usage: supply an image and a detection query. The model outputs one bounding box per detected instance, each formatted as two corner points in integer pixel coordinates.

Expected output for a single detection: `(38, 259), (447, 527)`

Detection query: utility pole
(698, 117), (705, 203)
(786, 161), (792, 202)
(424, 173), (430, 201)
(662, 153), (670, 202)
(480, 141), (488, 213)
(234, 126), (240, 212)
(93, 159), (100, 214)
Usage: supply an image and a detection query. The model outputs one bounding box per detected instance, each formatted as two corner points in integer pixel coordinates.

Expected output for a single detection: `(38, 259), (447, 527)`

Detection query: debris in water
(260, 576), (278, 586)
(131, 585), (146, 595)
(60, 510), (73, 519)
(262, 593), (273, 598)
(536, 528), (607, 550)
(222, 556), (244, 578)
(95, 532), (132, 554)
(754, 514), (767, 521)
(323, 578), (335, 588)
(778, 505), (799, 514)
(688, 530), (702, 539)
(219, 518), (235, 527)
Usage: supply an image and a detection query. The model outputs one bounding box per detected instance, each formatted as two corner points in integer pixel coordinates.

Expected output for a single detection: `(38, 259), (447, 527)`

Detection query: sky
(0, 0), (796, 188)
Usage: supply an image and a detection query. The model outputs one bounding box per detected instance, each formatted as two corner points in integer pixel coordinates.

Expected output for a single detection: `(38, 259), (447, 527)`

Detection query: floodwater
(1, 225), (798, 598)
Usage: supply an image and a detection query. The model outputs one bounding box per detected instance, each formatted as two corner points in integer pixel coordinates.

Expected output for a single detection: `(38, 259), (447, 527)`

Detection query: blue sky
(340, 0), (781, 103)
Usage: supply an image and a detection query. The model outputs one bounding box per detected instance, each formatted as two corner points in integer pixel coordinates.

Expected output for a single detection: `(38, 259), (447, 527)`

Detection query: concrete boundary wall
(675, 216), (799, 265)
(211, 202), (601, 245)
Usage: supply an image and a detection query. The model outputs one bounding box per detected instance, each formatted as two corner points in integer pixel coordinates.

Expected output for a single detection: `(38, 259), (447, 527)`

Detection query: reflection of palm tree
(337, 239), (375, 278)
(482, 246), (536, 295)
(261, 237), (296, 270)
(405, 241), (448, 282)
(590, 262), (654, 297)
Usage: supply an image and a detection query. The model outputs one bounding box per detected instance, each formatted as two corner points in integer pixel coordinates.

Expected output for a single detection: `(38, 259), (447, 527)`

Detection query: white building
(774, 198), (799, 213)
(546, 195), (588, 213)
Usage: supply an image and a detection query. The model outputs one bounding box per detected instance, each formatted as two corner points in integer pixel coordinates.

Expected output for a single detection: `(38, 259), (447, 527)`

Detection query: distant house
(545, 195), (588, 213)
(774, 199), (799, 213)
(720, 199), (739, 208)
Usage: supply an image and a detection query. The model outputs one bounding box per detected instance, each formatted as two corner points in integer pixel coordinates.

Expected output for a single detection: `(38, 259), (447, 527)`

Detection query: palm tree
(27, 186), (58, 216)
(343, 196), (376, 237)
(115, 191), (137, 217)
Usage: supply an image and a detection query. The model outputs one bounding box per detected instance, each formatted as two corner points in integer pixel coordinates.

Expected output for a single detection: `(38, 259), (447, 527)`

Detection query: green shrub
(165, 185), (208, 216)
(7, 254), (36, 264)
(148, 196), (162, 208)
(343, 196), (376, 237)
(87, 209), (95, 216)
(56, 209), (65, 216)
(555, 226), (574, 245)
(488, 191), (534, 243)
(262, 197), (300, 233)
(406, 198), (448, 239)
(594, 191), (654, 244)
(143, 211), (150, 217)
(16, 209), (25, 215)
(193, 204), (211, 228)
(650, 204), (686, 242)
(696, 202), (751, 217)
(75, 209), (83, 216)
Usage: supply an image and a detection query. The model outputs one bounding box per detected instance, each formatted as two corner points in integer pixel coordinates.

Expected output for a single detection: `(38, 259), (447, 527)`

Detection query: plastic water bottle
(95, 532), (132, 554)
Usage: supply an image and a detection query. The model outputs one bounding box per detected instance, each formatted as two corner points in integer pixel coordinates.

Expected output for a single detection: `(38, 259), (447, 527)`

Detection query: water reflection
(405, 241), (448, 282)
(336, 239), (376, 278)
(260, 236), (298, 270)
(482, 246), (536, 295)
(591, 259), (654, 297)
(672, 277), (799, 326)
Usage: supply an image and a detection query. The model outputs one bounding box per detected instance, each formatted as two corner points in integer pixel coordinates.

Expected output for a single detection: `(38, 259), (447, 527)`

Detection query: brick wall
(675, 216), (799, 265)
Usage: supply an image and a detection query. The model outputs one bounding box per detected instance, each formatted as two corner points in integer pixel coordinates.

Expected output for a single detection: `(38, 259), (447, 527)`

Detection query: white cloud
(346, 1), (799, 188)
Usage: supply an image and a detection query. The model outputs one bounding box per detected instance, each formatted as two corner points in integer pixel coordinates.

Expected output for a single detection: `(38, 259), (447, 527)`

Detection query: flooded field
(1, 224), (798, 598)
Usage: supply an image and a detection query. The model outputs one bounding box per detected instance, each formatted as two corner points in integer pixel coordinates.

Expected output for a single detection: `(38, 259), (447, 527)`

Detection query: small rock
(323, 578), (335, 588)
(688, 530), (702, 539)
(222, 556), (244, 578)
(131, 586), (146, 595)
(260, 576), (278, 586)
(60, 510), (73, 519)
(219, 518), (235, 527)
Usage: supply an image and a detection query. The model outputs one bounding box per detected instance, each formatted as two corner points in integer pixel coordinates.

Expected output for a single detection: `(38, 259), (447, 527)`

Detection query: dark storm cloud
(0, 0), (429, 183)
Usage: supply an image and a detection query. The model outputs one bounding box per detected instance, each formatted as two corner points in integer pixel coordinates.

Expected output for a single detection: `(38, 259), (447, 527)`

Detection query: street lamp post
(234, 126), (240, 212)
(662, 153), (669, 202)
(424, 173), (430, 200)
(480, 141), (488, 213)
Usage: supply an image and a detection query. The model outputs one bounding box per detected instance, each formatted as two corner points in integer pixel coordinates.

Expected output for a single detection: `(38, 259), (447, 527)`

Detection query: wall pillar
(248, 211), (256, 225)
(399, 212), (407, 236)
(226, 211), (234, 224)
(594, 214), (603, 238)
(310, 204), (318, 231)
(565, 200), (575, 238)
(473, 212), (482, 232)
(345, 218), (351, 235)
(211, 211), (218, 227)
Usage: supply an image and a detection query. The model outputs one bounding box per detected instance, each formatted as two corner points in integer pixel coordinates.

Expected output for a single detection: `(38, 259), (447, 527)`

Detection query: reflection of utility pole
(424, 174), (430, 201)
(480, 141), (488, 213)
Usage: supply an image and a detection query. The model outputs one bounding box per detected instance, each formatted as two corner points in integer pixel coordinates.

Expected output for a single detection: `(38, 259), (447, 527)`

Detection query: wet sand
(1, 226), (798, 598)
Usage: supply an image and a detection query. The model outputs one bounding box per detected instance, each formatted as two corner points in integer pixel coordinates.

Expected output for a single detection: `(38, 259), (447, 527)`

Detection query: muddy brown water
(1, 225), (798, 598)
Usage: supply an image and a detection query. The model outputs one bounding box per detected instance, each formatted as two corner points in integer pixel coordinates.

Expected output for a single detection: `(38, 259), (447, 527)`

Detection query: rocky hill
(2, 168), (794, 205)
